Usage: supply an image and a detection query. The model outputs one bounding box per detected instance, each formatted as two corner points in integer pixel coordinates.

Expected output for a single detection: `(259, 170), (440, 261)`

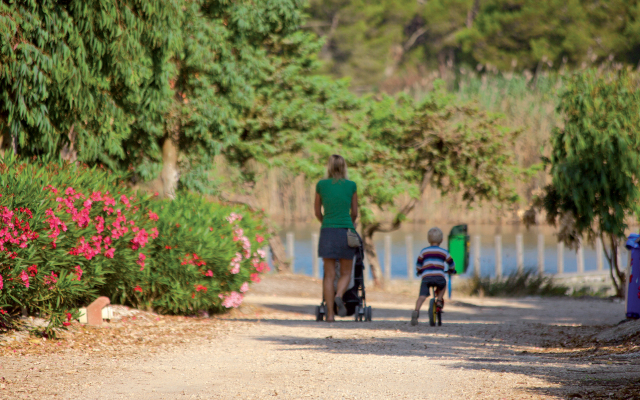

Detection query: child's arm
(415, 253), (424, 277)
(446, 255), (457, 275)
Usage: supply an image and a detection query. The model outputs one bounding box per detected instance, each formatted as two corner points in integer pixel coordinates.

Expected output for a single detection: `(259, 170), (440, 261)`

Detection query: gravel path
(1, 274), (639, 399)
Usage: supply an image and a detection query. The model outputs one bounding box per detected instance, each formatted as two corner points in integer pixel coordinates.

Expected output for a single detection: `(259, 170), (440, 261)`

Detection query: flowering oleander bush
(0, 156), (269, 336)
(140, 194), (269, 314)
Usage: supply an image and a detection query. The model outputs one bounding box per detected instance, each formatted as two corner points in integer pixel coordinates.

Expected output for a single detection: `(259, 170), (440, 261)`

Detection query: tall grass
(467, 269), (569, 297)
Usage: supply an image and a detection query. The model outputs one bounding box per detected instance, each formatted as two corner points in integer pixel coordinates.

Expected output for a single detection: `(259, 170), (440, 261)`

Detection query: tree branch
(364, 169), (432, 236)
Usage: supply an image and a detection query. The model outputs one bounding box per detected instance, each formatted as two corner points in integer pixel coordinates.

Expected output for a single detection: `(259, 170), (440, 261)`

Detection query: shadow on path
(233, 297), (637, 399)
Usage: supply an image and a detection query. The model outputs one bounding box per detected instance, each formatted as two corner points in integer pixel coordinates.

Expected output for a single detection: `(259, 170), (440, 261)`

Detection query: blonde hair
(327, 154), (348, 180)
(427, 227), (443, 244)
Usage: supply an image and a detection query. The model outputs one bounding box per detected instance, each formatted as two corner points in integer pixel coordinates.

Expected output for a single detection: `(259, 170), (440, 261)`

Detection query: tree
(0, 0), (172, 165)
(457, 0), (593, 72)
(302, 85), (518, 287)
(537, 69), (640, 297)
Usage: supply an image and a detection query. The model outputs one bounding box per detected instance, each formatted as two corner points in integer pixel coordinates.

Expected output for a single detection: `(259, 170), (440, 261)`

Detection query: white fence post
(537, 234), (545, 276)
(406, 235), (414, 280)
(474, 235), (481, 277)
(516, 234), (524, 274)
(557, 241), (564, 274)
(286, 232), (295, 272)
(495, 235), (502, 279)
(596, 237), (604, 271)
(311, 233), (319, 279)
(576, 240), (584, 273)
(384, 235), (392, 281)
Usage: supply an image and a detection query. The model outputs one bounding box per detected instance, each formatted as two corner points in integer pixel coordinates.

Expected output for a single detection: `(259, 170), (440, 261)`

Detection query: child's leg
(435, 287), (445, 302)
(414, 295), (428, 311)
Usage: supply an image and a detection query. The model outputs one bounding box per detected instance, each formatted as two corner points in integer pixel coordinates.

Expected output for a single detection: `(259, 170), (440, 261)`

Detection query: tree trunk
(466, 0), (481, 29)
(219, 191), (292, 272)
(60, 124), (77, 163)
(360, 171), (432, 288)
(602, 232), (626, 298)
(268, 234), (291, 273)
(161, 134), (179, 199)
(362, 226), (384, 288)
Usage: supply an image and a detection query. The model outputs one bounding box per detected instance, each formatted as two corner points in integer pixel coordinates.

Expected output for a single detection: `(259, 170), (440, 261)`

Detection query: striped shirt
(416, 246), (455, 278)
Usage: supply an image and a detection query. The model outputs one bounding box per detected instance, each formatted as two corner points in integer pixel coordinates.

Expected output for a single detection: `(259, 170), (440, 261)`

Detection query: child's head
(427, 227), (443, 246)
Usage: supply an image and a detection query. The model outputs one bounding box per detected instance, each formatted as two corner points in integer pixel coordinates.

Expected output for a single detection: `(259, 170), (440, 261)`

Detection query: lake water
(276, 222), (632, 278)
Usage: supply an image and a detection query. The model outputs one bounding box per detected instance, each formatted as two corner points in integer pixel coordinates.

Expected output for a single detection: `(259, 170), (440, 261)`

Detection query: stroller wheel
(365, 306), (372, 322)
(315, 305), (324, 322)
(354, 306), (361, 322)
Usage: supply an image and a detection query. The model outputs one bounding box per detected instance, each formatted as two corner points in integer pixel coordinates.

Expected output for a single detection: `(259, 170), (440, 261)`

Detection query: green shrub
(0, 155), (269, 336)
(135, 194), (269, 314)
(467, 269), (569, 297)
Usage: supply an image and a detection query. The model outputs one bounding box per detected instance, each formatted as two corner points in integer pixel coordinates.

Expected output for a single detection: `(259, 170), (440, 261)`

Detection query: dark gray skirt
(318, 228), (357, 259)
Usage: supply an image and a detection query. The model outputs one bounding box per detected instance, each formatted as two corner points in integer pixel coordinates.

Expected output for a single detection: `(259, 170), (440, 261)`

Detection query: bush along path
(0, 156), (269, 336)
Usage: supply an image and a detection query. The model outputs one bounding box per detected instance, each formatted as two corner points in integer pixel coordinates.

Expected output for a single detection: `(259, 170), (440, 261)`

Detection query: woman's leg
(323, 258), (337, 321)
(335, 257), (354, 298)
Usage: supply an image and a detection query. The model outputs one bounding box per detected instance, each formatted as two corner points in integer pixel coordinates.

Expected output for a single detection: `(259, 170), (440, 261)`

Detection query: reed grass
(467, 269), (569, 297)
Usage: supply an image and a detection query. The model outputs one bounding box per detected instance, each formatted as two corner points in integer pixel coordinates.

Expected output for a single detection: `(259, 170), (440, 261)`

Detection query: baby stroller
(315, 240), (372, 322)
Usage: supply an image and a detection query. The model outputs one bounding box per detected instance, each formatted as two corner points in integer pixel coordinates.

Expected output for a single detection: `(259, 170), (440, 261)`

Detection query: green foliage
(143, 194), (269, 314)
(467, 269), (568, 297)
(126, 0), (345, 190)
(307, 84), (519, 230)
(307, 0), (640, 86)
(0, 0), (173, 165)
(541, 70), (640, 241)
(539, 69), (640, 297)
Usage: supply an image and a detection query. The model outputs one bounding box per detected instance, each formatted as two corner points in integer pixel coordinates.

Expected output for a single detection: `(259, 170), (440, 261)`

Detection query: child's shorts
(419, 276), (447, 296)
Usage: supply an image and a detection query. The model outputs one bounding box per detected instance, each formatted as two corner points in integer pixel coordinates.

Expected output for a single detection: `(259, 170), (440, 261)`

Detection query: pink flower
(104, 248), (115, 258)
(250, 273), (261, 283)
(137, 253), (146, 271)
(27, 265), (38, 277)
(65, 187), (75, 196)
(195, 284), (207, 292)
(256, 235), (264, 243)
(148, 211), (159, 221)
(134, 285), (143, 293)
(204, 270), (213, 277)
(220, 291), (244, 308)
(90, 191), (103, 202)
(120, 195), (131, 208)
(130, 229), (149, 250)
(256, 261), (270, 273)
(95, 216), (105, 234)
(44, 272), (58, 289)
(74, 266), (83, 281)
(20, 270), (29, 288)
(0, 309), (6, 315)
(0, 274), (3, 290)
(150, 227), (159, 239)
(240, 282), (249, 293)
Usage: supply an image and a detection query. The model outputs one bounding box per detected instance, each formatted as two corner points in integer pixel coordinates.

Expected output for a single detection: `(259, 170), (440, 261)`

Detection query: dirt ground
(1, 274), (639, 400)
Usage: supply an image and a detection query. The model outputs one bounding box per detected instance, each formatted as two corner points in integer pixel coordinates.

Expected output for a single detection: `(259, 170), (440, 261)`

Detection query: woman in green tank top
(314, 154), (358, 322)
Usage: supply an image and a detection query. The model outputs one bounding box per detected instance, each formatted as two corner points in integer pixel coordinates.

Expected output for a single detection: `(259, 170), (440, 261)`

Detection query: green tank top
(316, 179), (357, 229)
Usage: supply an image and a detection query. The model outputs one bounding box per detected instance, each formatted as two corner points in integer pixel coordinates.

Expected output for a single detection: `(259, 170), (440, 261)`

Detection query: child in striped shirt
(410, 227), (456, 326)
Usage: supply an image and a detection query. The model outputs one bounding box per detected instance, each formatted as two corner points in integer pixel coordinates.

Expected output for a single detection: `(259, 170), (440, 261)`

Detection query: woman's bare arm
(351, 191), (358, 224)
(314, 193), (323, 223)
